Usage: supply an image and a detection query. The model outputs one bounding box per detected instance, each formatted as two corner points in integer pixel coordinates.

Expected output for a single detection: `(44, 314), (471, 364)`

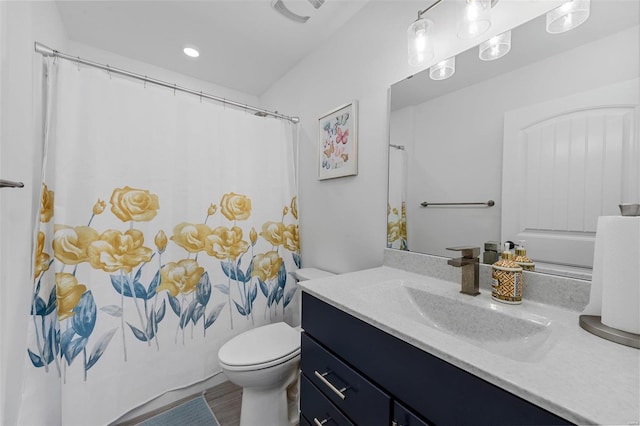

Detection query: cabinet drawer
(301, 333), (390, 426)
(300, 374), (354, 426)
(393, 401), (431, 426)
(300, 414), (312, 426)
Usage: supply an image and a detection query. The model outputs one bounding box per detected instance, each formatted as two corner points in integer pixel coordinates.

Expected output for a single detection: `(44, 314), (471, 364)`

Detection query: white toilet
(218, 268), (334, 426)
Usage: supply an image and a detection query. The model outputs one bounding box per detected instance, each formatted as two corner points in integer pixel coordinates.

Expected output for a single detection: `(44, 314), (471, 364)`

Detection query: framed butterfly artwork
(318, 101), (358, 180)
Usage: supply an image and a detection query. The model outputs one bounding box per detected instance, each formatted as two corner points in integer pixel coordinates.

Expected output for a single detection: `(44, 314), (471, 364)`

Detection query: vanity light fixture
(546, 0), (590, 34)
(183, 46), (200, 58)
(407, 17), (435, 66)
(430, 56), (456, 80)
(478, 30), (511, 61)
(457, 0), (493, 40)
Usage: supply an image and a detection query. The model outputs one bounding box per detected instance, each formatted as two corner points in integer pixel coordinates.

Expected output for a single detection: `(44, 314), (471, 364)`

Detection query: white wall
(0, 3), (68, 424)
(260, 1), (564, 274)
(399, 26), (639, 257)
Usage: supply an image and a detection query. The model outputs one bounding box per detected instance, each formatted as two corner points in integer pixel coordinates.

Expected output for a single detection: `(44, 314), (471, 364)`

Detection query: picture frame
(318, 101), (358, 180)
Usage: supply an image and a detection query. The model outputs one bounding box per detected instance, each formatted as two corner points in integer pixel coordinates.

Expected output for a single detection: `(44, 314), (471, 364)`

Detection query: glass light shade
(457, 0), (492, 40)
(479, 30), (511, 61)
(546, 0), (590, 34)
(430, 57), (456, 81)
(407, 18), (434, 66)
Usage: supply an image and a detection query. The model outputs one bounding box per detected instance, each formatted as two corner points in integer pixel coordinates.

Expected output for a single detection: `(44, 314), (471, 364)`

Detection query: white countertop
(300, 266), (640, 425)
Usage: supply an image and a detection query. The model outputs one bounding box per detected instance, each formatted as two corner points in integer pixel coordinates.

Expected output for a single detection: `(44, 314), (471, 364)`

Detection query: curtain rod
(34, 42), (300, 124)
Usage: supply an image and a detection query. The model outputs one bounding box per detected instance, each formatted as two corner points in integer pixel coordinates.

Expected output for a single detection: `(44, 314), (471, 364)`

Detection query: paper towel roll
(583, 217), (605, 316)
(599, 217), (640, 334)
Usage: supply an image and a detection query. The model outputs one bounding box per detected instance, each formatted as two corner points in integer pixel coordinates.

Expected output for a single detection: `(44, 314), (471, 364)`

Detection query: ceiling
(55, 0), (370, 96)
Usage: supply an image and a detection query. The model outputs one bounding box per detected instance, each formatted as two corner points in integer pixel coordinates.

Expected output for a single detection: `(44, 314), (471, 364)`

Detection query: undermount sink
(356, 279), (555, 362)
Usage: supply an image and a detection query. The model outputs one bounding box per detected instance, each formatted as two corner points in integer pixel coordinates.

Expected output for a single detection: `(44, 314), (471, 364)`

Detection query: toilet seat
(218, 322), (300, 371)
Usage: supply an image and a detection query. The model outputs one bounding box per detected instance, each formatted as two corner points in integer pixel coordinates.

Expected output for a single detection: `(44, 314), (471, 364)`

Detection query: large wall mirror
(387, 0), (639, 279)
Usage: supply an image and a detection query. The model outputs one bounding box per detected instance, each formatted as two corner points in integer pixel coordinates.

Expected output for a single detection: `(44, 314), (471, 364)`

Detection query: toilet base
(239, 369), (299, 426)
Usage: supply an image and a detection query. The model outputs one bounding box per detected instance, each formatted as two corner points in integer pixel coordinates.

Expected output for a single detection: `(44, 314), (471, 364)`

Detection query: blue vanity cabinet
(301, 292), (573, 426)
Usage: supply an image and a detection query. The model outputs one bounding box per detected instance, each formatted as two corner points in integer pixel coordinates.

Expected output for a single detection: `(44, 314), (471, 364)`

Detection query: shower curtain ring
(76, 56), (80, 71)
(173, 84), (177, 96)
(144, 76), (147, 88)
(106, 65), (111, 80)
(200, 91), (203, 103)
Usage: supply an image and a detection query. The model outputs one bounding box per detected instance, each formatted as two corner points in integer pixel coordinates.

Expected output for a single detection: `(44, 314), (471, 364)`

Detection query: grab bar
(421, 200), (494, 207)
(0, 179), (24, 188)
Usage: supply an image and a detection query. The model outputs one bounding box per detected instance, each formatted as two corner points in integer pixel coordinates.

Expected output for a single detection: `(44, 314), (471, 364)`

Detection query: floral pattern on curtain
(21, 57), (298, 425)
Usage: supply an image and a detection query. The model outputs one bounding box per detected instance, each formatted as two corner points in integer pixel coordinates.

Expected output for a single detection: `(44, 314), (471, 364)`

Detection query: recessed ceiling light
(183, 47), (200, 58)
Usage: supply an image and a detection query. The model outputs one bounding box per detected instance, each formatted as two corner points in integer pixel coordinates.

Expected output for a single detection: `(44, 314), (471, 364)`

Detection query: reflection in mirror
(388, 0), (639, 279)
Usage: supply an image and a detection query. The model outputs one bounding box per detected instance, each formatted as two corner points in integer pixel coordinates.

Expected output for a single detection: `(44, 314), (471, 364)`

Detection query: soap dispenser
(514, 240), (535, 271)
(491, 242), (523, 304)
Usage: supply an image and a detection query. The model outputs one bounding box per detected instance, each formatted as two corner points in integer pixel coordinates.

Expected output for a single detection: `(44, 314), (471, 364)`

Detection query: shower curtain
(387, 146), (407, 250)
(20, 57), (299, 425)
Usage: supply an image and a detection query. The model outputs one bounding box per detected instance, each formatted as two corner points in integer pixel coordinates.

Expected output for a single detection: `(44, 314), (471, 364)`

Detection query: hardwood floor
(115, 380), (242, 426)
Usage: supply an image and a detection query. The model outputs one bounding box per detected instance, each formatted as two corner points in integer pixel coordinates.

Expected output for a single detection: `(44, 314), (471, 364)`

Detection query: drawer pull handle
(314, 370), (348, 400)
(313, 417), (330, 426)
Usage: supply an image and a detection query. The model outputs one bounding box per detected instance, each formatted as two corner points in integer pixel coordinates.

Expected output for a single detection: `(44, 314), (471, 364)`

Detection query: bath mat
(138, 395), (220, 426)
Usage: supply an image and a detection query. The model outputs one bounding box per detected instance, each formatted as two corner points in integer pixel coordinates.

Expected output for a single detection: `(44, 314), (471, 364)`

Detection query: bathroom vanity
(298, 264), (640, 425)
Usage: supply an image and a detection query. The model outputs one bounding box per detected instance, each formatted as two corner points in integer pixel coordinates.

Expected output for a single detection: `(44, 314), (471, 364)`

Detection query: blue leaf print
(292, 253), (301, 269)
(168, 294), (181, 317)
(43, 323), (56, 364)
(147, 270), (161, 299)
(205, 302), (226, 329)
(86, 328), (117, 370)
(72, 291), (96, 338)
(268, 286), (277, 307)
(233, 300), (247, 316)
(54, 328), (60, 358)
(214, 284), (229, 295)
(31, 296), (46, 316)
(44, 286), (57, 315)
(277, 262), (287, 290)
(60, 328), (76, 360)
(275, 286), (284, 304)
(249, 283), (258, 304)
(27, 349), (44, 368)
(64, 337), (87, 365)
(156, 299), (166, 323)
(259, 279), (269, 298)
(109, 274), (147, 299)
(283, 287), (297, 308)
(221, 261), (245, 283)
(245, 259), (254, 284)
(196, 272), (212, 306)
(134, 265), (143, 283)
(192, 304), (205, 325)
(180, 300), (197, 329)
(146, 311), (157, 337)
(100, 305), (123, 317)
(127, 323), (149, 342)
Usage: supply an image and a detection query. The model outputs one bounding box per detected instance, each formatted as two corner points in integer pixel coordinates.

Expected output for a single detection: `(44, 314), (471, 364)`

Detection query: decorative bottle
(514, 240), (535, 272)
(491, 243), (523, 304)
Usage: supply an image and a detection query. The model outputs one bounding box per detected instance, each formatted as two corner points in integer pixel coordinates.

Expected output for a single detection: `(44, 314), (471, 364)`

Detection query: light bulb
(407, 18), (434, 66)
(546, 0), (590, 34)
(430, 56), (455, 80)
(479, 30), (511, 61)
(183, 47), (200, 58)
(458, 0), (491, 40)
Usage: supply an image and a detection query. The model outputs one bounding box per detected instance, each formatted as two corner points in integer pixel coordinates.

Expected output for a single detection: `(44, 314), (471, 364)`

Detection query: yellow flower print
(249, 227), (258, 247)
(34, 231), (51, 280)
(205, 226), (249, 260)
(283, 224), (299, 252)
(40, 183), (54, 223)
(157, 259), (204, 297)
(171, 223), (212, 253)
(87, 229), (153, 273)
(283, 206), (289, 216)
(251, 251), (283, 282)
(208, 204), (217, 216)
(220, 192), (251, 221)
(110, 186), (159, 222)
(93, 199), (106, 215)
(290, 196), (298, 220)
(53, 225), (99, 265)
(387, 220), (400, 243)
(56, 273), (86, 320)
(260, 221), (285, 246)
(155, 230), (168, 253)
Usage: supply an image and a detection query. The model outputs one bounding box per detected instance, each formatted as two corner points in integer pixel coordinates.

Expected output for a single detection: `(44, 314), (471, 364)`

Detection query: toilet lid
(218, 322), (300, 367)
